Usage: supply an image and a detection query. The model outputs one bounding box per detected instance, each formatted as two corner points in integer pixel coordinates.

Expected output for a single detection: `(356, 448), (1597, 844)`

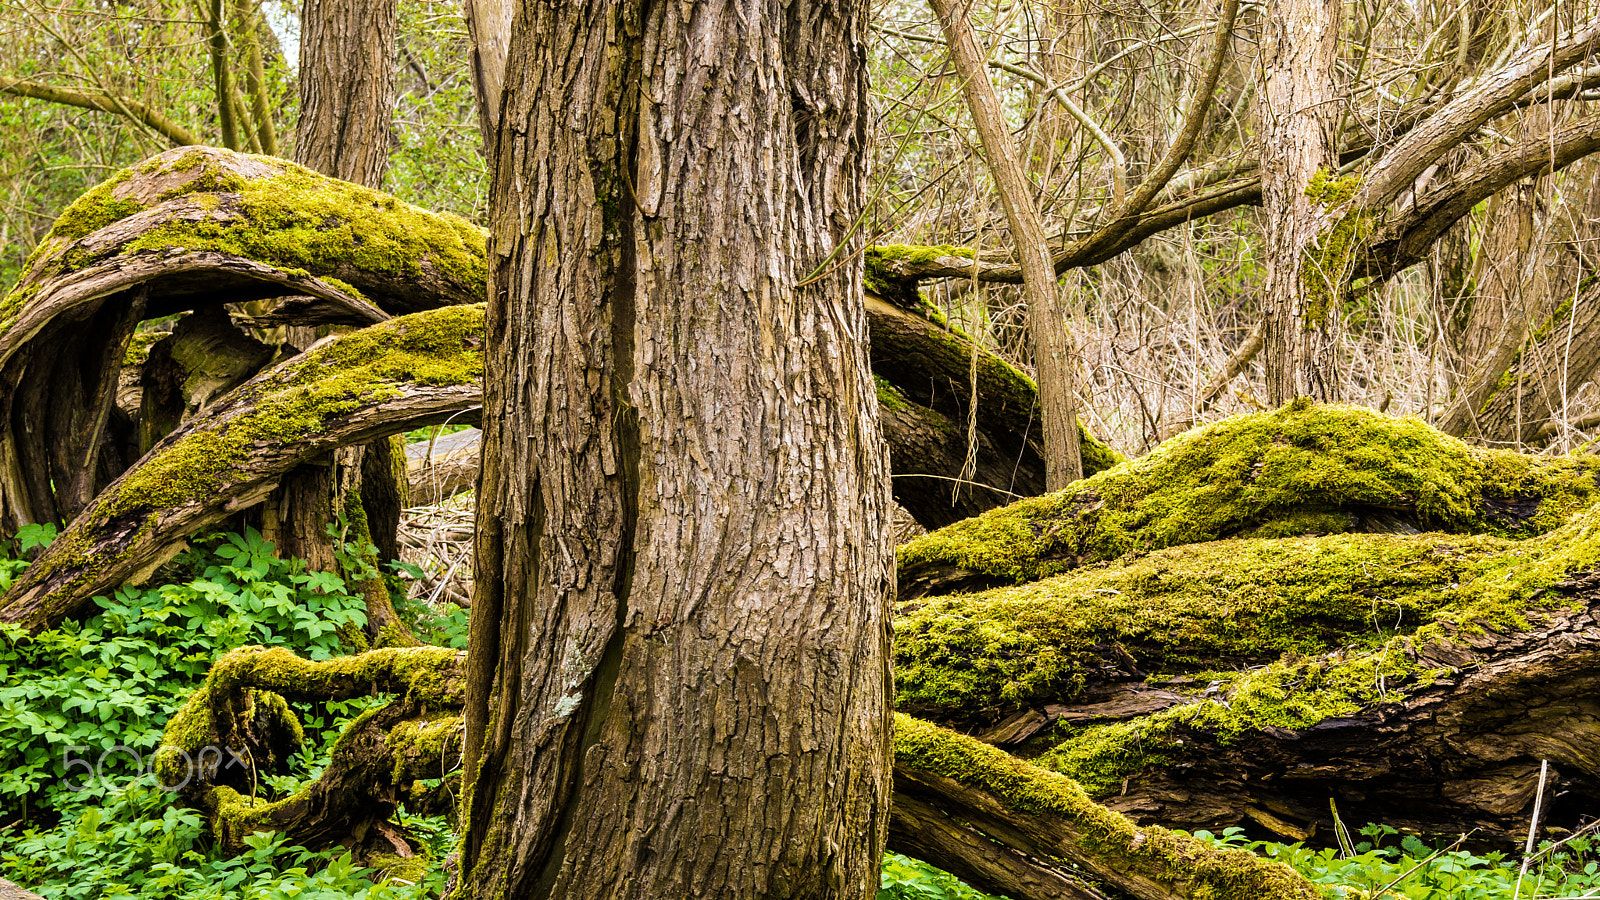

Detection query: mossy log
(0, 145), (485, 535)
(895, 402), (1600, 842)
(899, 400), (1600, 599)
(868, 292), (1123, 529)
(0, 145), (1113, 540)
(0, 305), (485, 631)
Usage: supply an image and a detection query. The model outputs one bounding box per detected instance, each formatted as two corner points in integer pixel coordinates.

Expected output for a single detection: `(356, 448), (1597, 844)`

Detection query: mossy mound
(894, 530), (1513, 722)
(930, 495), (1600, 796)
(899, 399), (1600, 584)
(0, 146), (487, 339)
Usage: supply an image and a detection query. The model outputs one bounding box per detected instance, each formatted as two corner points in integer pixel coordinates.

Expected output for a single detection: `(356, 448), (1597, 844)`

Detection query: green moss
(0, 147), (487, 344)
(46, 170), (146, 244)
(1036, 647), (1427, 796)
(122, 330), (166, 367)
(875, 375), (909, 414)
(892, 715), (1323, 899)
(118, 153), (486, 295)
(1305, 169), (1361, 206)
(1078, 419), (1126, 475)
(910, 495), (1600, 792)
(864, 244), (974, 310)
(105, 305), (483, 517)
(898, 401), (1600, 584)
(895, 530), (1508, 722)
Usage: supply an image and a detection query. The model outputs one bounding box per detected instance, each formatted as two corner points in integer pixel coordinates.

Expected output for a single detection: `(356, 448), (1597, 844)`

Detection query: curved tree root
(158, 645), (1322, 899)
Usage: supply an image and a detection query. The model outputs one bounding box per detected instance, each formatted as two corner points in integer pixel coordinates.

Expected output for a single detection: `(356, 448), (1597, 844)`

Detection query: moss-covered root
(900, 399), (1600, 592)
(158, 645), (465, 858)
(891, 715), (1325, 900)
(0, 305), (485, 632)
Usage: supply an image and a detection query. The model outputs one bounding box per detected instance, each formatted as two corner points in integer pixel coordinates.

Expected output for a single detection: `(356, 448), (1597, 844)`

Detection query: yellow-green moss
(1036, 646), (1428, 796)
(106, 304), (483, 516)
(895, 531), (1508, 721)
(930, 498), (1600, 793)
(865, 244), (974, 302)
(892, 715), (1324, 899)
(1305, 169), (1361, 207)
(119, 149), (486, 296)
(122, 330), (167, 367)
(0, 146), (487, 343)
(898, 401), (1600, 585)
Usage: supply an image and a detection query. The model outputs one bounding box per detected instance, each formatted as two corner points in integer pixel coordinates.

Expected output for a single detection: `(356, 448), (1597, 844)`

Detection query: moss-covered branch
(899, 400), (1600, 596)
(891, 715), (1324, 900)
(0, 305), (485, 631)
(158, 646), (463, 858)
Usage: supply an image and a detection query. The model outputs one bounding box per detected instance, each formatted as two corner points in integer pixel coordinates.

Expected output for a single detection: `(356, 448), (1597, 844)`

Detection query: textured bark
(1259, 0), (1341, 404)
(930, 0), (1082, 488)
(295, 0), (396, 186)
(138, 307), (274, 452)
(457, 3), (893, 898)
(289, 0), (403, 579)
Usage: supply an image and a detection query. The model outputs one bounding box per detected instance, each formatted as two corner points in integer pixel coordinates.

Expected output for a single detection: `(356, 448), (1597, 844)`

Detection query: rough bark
(1259, 0), (1341, 404)
(0, 306), (484, 631)
(868, 293), (1123, 528)
(160, 641), (1326, 900)
(295, 0), (396, 187)
(456, 3), (893, 898)
(930, 0), (1083, 487)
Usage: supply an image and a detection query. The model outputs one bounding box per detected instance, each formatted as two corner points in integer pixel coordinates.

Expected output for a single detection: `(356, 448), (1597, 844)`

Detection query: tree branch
(0, 78), (202, 147)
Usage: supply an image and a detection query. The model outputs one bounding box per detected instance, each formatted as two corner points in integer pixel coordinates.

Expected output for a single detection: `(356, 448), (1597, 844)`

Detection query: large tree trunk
(1259, 0), (1341, 404)
(294, 0), (396, 186)
(455, 3), (893, 898)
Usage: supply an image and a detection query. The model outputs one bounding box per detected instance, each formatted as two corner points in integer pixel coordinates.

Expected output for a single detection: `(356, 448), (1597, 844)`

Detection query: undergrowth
(0, 528), (459, 899)
(1197, 825), (1600, 899)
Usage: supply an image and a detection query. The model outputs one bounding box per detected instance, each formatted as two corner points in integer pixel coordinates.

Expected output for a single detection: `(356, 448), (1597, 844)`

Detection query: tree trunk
(295, 0), (396, 186)
(455, 3), (893, 898)
(930, 0), (1084, 489)
(1259, 0), (1341, 404)
(285, 0), (404, 586)
(1438, 161), (1600, 446)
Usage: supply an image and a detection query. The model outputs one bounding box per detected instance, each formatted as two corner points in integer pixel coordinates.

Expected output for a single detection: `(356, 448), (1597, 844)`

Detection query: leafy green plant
(1195, 824), (1600, 899)
(0, 528), (367, 814)
(389, 561), (469, 650)
(0, 786), (442, 899)
(879, 853), (1009, 900)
